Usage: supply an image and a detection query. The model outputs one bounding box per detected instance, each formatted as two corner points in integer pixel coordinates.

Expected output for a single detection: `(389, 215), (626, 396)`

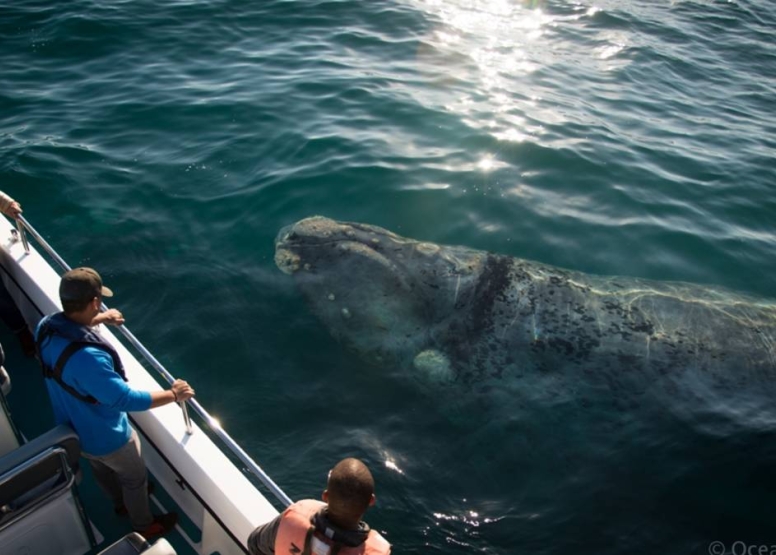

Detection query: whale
(274, 216), (776, 415)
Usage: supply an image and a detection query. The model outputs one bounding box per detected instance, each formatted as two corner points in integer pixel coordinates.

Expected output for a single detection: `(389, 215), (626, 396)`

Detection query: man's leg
(86, 457), (123, 510)
(85, 429), (153, 531)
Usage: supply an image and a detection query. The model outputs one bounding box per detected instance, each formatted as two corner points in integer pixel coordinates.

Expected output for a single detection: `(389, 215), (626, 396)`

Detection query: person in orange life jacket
(0, 190), (37, 356)
(35, 267), (195, 541)
(248, 457), (391, 555)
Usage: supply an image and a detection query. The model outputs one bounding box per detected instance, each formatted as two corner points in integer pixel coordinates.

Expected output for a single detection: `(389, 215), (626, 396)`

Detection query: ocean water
(2, 0), (776, 553)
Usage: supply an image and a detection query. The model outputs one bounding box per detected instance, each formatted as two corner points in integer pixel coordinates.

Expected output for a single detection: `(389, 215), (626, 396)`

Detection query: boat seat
(0, 364), (10, 396)
(97, 532), (177, 555)
(0, 424), (94, 555)
(0, 423), (80, 508)
(0, 364), (21, 457)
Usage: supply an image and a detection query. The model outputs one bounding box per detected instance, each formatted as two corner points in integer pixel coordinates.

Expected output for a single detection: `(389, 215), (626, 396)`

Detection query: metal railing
(13, 215), (292, 507)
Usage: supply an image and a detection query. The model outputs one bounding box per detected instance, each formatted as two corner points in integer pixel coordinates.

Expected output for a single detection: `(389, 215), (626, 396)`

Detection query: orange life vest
(275, 499), (391, 555)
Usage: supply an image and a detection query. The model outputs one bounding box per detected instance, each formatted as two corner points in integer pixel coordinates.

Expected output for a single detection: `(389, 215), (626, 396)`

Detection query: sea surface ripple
(2, 1), (775, 553)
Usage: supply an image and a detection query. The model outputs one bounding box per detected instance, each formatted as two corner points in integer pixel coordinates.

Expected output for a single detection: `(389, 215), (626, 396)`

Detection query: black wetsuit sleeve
(247, 514), (282, 555)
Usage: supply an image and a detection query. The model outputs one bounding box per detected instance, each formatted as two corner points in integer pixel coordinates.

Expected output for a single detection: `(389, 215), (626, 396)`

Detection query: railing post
(114, 324), (194, 436)
(15, 219), (30, 253)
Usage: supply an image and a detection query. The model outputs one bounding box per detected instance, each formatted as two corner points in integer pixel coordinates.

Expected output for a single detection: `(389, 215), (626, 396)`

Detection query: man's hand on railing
(171, 379), (195, 403)
(0, 191), (22, 219)
(91, 308), (125, 327)
(4, 201), (22, 219)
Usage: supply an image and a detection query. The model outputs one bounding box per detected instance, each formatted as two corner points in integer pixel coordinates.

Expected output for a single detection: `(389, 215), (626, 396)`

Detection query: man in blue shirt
(36, 267), (195, 540)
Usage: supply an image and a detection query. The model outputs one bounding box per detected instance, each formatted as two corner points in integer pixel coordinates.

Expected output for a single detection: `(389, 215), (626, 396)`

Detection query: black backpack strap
(47, 342), (99, 405)
(36, 314), (128, 382)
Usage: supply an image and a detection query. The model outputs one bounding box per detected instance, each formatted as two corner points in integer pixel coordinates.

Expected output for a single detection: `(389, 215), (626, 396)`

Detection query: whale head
(275, 216), (487, 379)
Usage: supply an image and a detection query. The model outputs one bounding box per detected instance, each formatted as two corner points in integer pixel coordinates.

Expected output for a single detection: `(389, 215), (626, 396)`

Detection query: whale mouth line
(276, 218), (400, 252)
(277, 235), (402, 266)
(275, 238), (392, 266)
(277, 233), (411, 291)
(276, 228), (396, 249)
(276, 237), (376, 250)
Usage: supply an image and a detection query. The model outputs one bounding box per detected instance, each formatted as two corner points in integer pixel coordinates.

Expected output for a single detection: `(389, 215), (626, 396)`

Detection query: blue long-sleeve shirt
(36, 321), (152, 456)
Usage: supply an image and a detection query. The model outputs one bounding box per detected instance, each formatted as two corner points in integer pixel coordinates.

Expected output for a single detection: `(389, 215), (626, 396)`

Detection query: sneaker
(114, 481), (156, 516)
(135, 512), (178, 541)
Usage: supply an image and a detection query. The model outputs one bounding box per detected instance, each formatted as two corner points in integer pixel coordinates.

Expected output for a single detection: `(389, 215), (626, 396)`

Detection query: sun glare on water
(409, 0), (631, 156)
(412, 0), (555, 144)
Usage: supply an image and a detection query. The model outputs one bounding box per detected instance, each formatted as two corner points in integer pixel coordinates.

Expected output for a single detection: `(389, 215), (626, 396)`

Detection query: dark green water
(2, 1), (776, 553)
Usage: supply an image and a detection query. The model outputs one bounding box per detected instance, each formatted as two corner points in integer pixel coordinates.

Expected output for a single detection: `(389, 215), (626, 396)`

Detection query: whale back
(275, 217), (776, 402)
